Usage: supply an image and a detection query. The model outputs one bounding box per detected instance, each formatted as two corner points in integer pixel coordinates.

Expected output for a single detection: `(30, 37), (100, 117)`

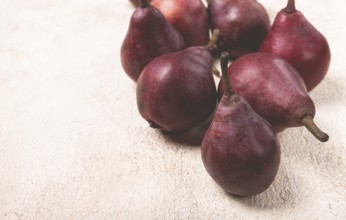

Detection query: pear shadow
(233, 163), (301, 210)
(161, 116), (213, 147)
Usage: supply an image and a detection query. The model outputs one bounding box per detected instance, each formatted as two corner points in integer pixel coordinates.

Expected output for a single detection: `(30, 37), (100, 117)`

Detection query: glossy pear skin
(137, 47), (217, 132)
(259, 8), (331, 91)
(121, 4), (185, 82)
(208, 0), (270, 58)
(202, 94), (280, 196)
(218, 53), (316, 128)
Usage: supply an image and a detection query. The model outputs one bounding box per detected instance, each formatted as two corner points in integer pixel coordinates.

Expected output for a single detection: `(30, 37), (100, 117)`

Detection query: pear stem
(220, 52), (234, 98)
(206, 29), (221, 77)
(206, 29), (220, 51)
(285, 0), (296, 13)
(301, 116), (329, 142)
(140, 0), (150, 8)
(212, 66), (220, 77)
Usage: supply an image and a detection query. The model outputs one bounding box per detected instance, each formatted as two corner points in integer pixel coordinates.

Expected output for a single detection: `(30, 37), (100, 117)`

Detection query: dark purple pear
(202, 52), (280, 197)
(259, 0), (331, 91)
(136, 31), (220, 132)
(207, 0), (270, 58)
(218, 52), (329, 142)
(121, 0), (185, 82)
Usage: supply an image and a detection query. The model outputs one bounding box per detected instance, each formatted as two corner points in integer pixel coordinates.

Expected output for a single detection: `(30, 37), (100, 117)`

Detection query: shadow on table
(232, 164), (302, 210)
(161, 116), (213, 147)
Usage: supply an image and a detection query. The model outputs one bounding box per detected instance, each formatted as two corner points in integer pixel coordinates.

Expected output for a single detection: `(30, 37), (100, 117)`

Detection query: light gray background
(0, 0), (345, 219)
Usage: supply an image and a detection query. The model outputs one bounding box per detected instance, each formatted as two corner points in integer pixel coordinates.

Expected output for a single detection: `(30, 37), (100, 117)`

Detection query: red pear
(202, 53), (280, 196)
(130, 0), (209, 47)
(151, 0), (210, 47)
(136, 32), (219, 132)
(259, 0), (331, 91)
(208, 0), (270, 58)
(121, 0), (185, 82)
(218, 52), (329, 142)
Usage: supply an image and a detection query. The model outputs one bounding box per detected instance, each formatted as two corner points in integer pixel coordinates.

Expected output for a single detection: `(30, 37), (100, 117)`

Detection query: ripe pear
(121, 0), (185, 82)
(259, 0), (331, 91)
(151, 0), (210, 47)
(136, 31), (220, 132)
(208, 0), (270, 58)
(218, 52), (329, 142)
(202, 53), (280, 196)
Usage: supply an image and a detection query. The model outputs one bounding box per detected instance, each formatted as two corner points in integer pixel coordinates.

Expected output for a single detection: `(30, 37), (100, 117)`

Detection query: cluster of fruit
(121, 0), (330, 196)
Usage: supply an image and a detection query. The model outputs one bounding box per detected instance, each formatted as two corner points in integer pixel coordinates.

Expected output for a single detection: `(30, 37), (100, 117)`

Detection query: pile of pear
(121, 0), (330, 196)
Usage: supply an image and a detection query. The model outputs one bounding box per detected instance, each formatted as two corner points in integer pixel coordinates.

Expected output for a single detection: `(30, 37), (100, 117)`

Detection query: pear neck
(220, 52), (234, 98)
(140, 0), (150, 8)
(284, 0), (297, 13)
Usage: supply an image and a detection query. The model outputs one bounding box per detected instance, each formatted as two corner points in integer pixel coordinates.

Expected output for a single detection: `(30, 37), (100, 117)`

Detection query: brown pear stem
(206, 29), (221, 77)
(140, 0), (150, 8)
(300, 116), (329, 142)
(206, 29), (220, 51)
(285, 0), (296, 13)
(212, 66), (220, 77)
(220, 52), (234, 97)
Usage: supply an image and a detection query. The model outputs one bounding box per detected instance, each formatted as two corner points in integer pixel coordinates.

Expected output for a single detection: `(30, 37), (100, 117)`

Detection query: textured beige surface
(0, 0), (345, 219)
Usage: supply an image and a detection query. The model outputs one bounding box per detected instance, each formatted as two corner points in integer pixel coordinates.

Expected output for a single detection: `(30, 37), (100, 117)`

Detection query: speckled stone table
(0, 0), (345, 219)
